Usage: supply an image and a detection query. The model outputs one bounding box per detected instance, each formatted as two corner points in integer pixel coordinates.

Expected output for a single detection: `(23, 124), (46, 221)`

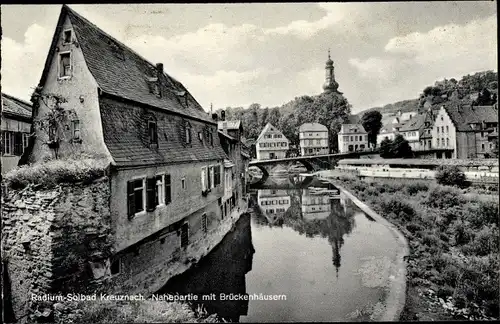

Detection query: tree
(379, 138), (393, 158)
(379, 135), (413, 158)
(361, 110), (383, 148)
(390, 134), (413, 158)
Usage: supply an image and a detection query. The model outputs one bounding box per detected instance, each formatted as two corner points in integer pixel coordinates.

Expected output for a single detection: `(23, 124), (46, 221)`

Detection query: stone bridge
(248, 151), (375, 184)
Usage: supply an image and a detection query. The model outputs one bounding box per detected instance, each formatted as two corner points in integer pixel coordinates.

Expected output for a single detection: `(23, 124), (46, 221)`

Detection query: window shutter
(127, 181), (135, 218)
(1, 132), (5, 155)
(164, 174), (171, 204)
(146, 177), (156, 211)
(207, 166), (212, 189)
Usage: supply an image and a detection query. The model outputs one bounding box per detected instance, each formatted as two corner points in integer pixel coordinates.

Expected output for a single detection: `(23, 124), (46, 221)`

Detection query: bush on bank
(336, 174), (499, 320)
(3, 157), (109, 190)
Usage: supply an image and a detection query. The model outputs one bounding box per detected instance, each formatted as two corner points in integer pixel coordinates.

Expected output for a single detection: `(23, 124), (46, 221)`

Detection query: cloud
(1, 24), (53, 101)
(347, 15), (497, 109)
(348, 57), (398, 80)
(264, 3), (355, 39)
(384, 15), (497, 64)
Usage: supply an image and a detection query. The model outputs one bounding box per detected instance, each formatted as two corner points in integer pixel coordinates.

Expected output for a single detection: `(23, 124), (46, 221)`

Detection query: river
(158, 175), (401, 322)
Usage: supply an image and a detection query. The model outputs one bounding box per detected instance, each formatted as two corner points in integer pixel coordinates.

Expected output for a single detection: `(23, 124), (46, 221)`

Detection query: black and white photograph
(1, 2), (498, 323)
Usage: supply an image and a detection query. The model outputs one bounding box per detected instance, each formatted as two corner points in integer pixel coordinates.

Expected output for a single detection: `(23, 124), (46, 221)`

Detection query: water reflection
(250, 177), (356, 276)
(159, 176), (387, 322)
(157, 213), (255, 322)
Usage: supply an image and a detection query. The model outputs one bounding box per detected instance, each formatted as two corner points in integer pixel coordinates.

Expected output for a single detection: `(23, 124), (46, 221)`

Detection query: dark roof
(1, 93), (32, 119)
(100, 96), (226, 167)
(398, 113), (426, 132)
(38, 5), (214, 125)
(444, 105), (499, 132)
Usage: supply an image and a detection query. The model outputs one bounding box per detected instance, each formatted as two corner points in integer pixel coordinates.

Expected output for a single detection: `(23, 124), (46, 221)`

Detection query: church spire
(322, 49), (341, 94)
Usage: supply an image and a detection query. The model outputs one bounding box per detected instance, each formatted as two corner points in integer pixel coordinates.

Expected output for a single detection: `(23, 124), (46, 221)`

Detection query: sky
(1, 2), (497, 113)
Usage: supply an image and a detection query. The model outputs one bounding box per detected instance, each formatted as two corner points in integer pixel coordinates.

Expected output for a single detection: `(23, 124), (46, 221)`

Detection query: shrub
(406, 222), (424, 234)
(4, 158), (109, 190)
(405, 181), (429, 195)
(461, 225), (499, 256)
(435, 165), (469, 188)
(380, 197), (417, 222)
(422, 232), (440, 247)
(424, 185), (463, 209)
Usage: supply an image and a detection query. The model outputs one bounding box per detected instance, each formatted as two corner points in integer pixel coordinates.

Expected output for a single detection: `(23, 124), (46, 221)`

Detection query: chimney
(221, 110), (226, 121)
(156, 63), (163, 74)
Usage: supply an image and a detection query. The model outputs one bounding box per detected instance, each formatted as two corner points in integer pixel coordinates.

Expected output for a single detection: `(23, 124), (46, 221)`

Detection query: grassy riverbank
(331, 174), (499, 321)
(51, 299), (218, 323)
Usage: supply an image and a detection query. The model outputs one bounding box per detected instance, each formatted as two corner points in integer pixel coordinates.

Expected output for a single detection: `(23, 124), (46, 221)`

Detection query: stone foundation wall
(1, 178), (113, 323)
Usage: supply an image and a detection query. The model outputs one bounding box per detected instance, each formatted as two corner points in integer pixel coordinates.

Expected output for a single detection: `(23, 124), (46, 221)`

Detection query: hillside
(356, 70), (498, 118)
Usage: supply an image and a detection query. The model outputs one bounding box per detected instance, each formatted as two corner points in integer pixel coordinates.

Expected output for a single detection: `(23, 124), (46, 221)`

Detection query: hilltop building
(299, 123), (329, 156)
(255, 123), (289, 160)
(1, 93), (32, 174)
(338, 124), (370, 153)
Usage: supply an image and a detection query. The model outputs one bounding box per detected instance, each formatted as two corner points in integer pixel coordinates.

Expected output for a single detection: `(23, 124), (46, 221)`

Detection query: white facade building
(255, 123), (289, 160)
(338, 124), (370, 153)
(299, 123), (329, 156)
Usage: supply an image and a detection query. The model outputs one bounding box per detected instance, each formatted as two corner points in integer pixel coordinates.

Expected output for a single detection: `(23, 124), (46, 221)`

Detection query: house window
(482, 143), (485, 151)
(59, 52), (71, 78)
(446, 138), (449, 147)
(148, 119), (158, 145)
(72, 120), (80, 141)
(202, 213), (208, 233)
(198, 132), (203, 141)
(350, 136), (353, 141)
(110, 258), (120, 275)
(155, 175), (164, 206)
(316, 139), (321, 144)
(446, 126), (449, 133)
(441, 138), (445, 147)
(181, 177), (186, 189)
(209, 166), (215, 189)
(180, 223), (189, 248)
(437, 127), (440, 134)
(127, 179), (145, 217)
(201, 167), (208, 191)
(441, 126), (444, 133)
(63, 30), (72, 44)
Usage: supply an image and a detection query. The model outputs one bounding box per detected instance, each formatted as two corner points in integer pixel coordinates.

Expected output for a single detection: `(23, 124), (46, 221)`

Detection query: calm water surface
(159, 176), (399, 322)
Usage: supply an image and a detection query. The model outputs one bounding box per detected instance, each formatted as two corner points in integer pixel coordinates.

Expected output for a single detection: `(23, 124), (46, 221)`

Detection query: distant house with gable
(255, 123), (289, 160)
(1, 93), (32, 174)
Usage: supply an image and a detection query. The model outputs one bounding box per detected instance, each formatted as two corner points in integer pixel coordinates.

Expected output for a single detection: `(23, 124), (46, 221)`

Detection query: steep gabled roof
(444, 104), (499, 132)
(37, 5), (214, 124)
(1, 93), (32, 119)
(256, 123), (288, 142)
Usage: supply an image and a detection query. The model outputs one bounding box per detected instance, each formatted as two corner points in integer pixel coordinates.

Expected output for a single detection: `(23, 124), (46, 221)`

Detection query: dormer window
(148, 118), (158, 145)
(59, 52), (71, 78)
(63, 30), (72, 44)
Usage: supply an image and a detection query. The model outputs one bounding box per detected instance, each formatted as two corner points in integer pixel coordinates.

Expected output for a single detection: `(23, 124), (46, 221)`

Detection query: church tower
(323, 49), (342, 94)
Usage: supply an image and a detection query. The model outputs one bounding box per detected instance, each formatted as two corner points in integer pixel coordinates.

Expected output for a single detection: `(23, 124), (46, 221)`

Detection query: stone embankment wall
(1, 178), (113, 323)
